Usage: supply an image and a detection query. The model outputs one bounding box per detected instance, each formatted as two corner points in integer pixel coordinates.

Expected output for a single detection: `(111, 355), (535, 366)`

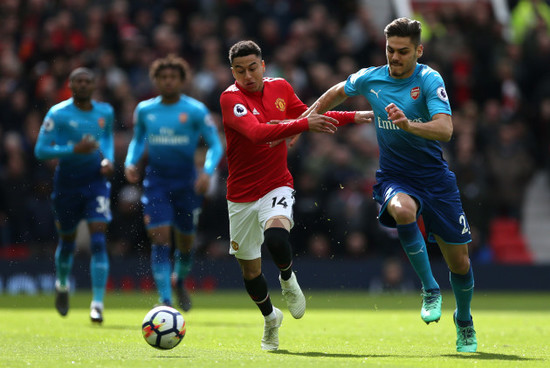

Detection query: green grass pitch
(2, 290), (549, 367)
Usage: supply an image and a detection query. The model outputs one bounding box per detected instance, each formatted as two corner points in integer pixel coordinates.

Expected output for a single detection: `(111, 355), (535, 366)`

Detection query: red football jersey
(220, 77), (354, 202)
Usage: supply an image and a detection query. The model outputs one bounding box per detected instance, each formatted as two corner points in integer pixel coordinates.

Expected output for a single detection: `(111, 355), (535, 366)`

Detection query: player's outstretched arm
(305, 113), (338, 133)
(268, 103), (337, 146)
(354, 111), (375, 124)
(311, 81), (349, 114)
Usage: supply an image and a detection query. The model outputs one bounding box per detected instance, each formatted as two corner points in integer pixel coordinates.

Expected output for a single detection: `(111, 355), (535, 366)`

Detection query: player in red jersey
(220, 40), (374, 350)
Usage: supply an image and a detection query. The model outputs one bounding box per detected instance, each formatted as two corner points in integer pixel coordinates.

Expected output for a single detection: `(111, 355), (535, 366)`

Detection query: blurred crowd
(1, 0), (549, 263)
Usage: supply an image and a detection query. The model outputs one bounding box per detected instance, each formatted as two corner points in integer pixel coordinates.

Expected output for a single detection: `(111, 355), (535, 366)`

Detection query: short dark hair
(149, 54), (190, 81)
(384, 17), (422, 47)
(228, 40), (262, 64)
(69, 67), (94, 81)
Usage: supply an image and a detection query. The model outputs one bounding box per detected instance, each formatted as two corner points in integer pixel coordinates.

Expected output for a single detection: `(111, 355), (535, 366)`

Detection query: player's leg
(143, 184), (174, 306)
(87, 222), (109, 323)
(238, 257), (283, 351)
(387, 193), (441, 323)
(149, 225), (173, 306)
(85, 182), (112, 323)
(436, 237), (477, 352)
(54, 231), (76, 316)
(259, 187), (305, 319)
(228, 199), (282, 350)
(264, 217), (306, 319)
(51, 189), (81, 317)
(172, 192), (202, 312)
(173, 230), (195, 311)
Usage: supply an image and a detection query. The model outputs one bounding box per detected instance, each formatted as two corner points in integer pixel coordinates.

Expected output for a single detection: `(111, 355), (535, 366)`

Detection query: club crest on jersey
(437, 87), (449, 101)
(234, 103), (247, 117)
(231, 241), (239, 251)
(98, 117), (105, 128)
(275, 98), (286, 112)
(411, 87), (420, 100)
(179, 113), (188, 124)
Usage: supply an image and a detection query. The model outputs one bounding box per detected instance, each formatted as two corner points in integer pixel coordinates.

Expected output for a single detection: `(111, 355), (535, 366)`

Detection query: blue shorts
(142, 175), (202, 233)
(52, 178), (111, 234)
(373, 170), (472, 245)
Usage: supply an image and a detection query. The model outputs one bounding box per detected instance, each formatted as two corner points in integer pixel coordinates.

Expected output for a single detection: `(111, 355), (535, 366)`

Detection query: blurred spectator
(368, 257), (415, 294)
(510, 0), (550, 44)
(307, 233), (332, 259)
(485, 119), (536, 219)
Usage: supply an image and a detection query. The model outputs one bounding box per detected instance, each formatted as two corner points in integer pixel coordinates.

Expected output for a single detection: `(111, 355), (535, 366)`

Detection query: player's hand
(287, 133), (302, 148)
(125, 165), (140, 183)
(385, 103), (410, 130)
(194, 172), (211, 195)
(287, 102), (322, 147)
(100, 158), (114, 177)
(266, 120), (286, 148)
(307, 114), (337, 133)
(267, 120), (301, 148)
(354, 111), (374, 124)
(73, 135), (99, 154)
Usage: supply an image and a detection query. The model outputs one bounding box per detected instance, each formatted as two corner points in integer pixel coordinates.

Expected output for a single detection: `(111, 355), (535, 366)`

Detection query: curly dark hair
(149, 54), (190, 81)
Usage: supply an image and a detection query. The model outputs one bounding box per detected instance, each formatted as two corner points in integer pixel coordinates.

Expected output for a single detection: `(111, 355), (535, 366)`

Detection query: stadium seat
(488, 217), (533, 264)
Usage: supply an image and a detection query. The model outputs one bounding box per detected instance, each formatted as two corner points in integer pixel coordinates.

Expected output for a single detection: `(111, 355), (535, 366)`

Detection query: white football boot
(261, 307), (283, 351)
(279, 272), (306, 319)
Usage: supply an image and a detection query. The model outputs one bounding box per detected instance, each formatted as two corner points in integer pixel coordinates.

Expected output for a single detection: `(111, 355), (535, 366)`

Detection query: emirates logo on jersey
(179, 113), (188, 124)
(275, 98), (286, 112)
(411, 87), (420, 100)
(98, 117), (105, 128)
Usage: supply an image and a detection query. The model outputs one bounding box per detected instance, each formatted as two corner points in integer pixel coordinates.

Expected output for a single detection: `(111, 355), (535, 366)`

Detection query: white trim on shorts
(227, 186), (295, 260)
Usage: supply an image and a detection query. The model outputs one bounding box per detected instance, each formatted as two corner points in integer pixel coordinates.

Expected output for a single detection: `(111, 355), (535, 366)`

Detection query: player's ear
(417, 44), (424, 58)
(262, 60), (266, 72)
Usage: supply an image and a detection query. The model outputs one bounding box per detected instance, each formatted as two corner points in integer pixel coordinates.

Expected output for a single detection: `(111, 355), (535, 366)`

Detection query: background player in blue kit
(35, 67), (114, 324)
(125, 54), (223, 311)
(309, 17), (477, 353)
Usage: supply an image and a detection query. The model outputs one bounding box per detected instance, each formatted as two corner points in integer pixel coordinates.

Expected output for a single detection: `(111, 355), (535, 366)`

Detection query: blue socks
(450, 265), (474, 322)
(90, 232), (109, 304)
(397, 222), (439, 291)
(151, 244), (172, 304)
(173, 249), (193, 288)
(55, 239), (75, 287)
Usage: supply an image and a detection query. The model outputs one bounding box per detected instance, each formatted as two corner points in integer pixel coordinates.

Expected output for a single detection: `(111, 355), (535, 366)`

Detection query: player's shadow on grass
(442, 352), (541, 362)
(273, 350), (389, 359)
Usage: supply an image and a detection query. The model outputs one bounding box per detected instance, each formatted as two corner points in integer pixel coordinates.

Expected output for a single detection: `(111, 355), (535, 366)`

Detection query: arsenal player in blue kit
(310, 18), (477, 353)
(125, 55), (223, 311)
(35, 67), (114, 324)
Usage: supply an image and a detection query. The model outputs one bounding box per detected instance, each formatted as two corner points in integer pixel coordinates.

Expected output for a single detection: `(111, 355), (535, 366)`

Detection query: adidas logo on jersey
(252, 108), (260, 115)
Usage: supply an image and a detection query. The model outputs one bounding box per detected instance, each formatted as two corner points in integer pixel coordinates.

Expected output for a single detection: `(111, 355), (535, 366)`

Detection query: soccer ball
(142, 306), (186, 349)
